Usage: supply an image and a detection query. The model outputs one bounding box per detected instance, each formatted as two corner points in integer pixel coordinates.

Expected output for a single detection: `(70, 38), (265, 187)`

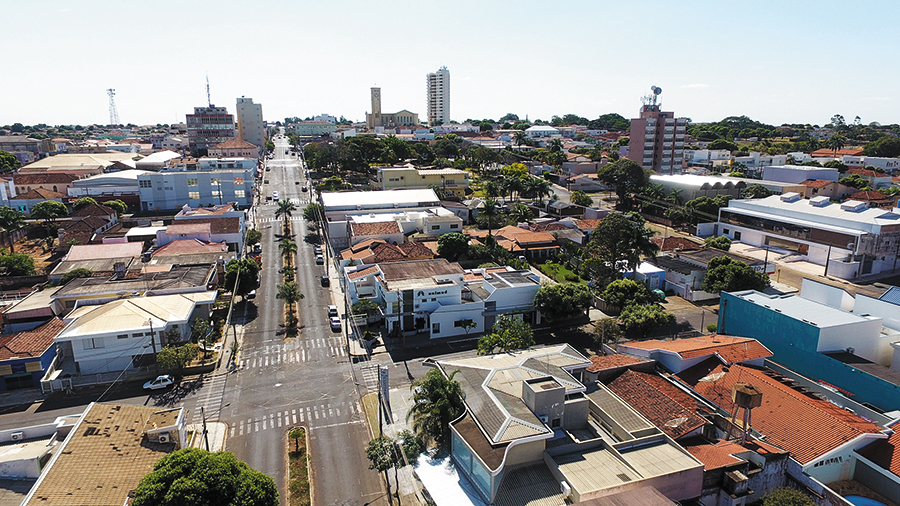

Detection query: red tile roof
(170, 217), (240, 235)
(608, 370), (709, 440)
(851, 191), (888, 201)
(166, 222), (211, 235)
(857, 424), (900, 477)
(586, 354), (651, 372)
(800, 179), (834, 188)
(12, 188), (65, 200)
(72, 203), (114, 218)
(847, 168), (885, 178)
(66, 242), (143, 261)
(0, 318), (66, 360)
(811, 148), (863, 157)
(573, 219), (603, 230)
(152, 238), (227, 256)
(211, 139), (257, 149)
(652, 237), (703, 252)
(12, 173), (79, 185)
(622, 335), (772, 363)
(350, 221), (402, 237)
(683, 440), (746, 470)
(397, 242), (435, 258)
(678, 364), (883, 464)
(348, 265), (379, 280)
(531, 223), (570, 232)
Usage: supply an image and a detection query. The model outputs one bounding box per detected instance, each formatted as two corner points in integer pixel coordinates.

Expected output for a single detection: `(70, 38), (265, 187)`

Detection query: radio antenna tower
(206, 75), (211, 107)
(107, 88), (120, 126)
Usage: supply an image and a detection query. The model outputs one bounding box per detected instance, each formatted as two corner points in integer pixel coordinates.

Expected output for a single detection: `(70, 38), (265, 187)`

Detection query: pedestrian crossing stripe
(239, 346), (346, 369)
(231, 401), (363, 436)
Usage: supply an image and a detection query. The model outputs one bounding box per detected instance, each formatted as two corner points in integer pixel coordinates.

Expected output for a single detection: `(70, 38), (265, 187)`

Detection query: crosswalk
(258, 215), (306, 224)
(189, 373), (228, 424)
(229, 400), (363, 437)
(360, 364), (381, 393)
(238, 338), (346, 370)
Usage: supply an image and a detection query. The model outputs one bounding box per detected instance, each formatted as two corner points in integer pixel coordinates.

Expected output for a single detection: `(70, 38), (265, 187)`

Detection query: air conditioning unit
(10, 432), (24, 441)
(158, 433), (170, 444)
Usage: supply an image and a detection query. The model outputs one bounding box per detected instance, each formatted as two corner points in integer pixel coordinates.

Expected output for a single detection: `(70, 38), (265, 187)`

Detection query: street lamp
(145, 319), (159, 375)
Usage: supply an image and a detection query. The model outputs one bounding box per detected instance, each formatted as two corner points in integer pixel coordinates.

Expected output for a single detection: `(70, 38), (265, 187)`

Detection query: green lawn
(536, 262), (586, 284)
(288, 428), (310, 506)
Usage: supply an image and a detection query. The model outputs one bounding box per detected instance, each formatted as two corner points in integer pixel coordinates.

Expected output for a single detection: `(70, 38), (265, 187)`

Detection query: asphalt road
(222, 135), (384, 506)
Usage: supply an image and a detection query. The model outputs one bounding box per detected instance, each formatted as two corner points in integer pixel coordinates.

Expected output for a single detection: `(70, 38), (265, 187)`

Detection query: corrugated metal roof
(879, 286), (900, 306)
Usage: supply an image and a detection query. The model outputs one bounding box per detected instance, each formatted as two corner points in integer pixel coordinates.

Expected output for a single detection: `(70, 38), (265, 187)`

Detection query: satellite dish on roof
(652, 86), (662, 95)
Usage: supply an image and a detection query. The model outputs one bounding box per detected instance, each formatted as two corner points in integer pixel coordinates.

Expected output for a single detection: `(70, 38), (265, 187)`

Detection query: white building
(321, 189), (443, 247)
(139, 158), (256, 210)
(733, 152), (788, 169)
(842, 156), (900, 174)
(344, 260), (541, 339)
(54, 292), (217, 374)
(762, 164), (839, 184)
(716, 193), (900, 279)
(426, 66), (450, 126)
(235, 97), (265, 149)
(682, 149), (732, 167)
(161, 136), (189, 151)
(525, 125), (560, 139)
(134, 150), (182, 171)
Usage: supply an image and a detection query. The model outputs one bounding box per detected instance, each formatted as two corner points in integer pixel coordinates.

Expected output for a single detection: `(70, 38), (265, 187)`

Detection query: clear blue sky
(5, 0), (898, 128)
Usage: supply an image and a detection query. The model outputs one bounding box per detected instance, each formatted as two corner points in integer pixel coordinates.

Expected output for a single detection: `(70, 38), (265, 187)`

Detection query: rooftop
(71, 203), (115, 218)
(19, 153), (138, 172)
(11, 173), (79, 185)
(211, 139), (257, 149)
(682, 437), (787, 471)
(321, 188), (439, 210)
(66, 242), (143, 262)
(54, 264), (214, 298)
(59, 291), (217, 338)
(607, 370), (708, 440)
(676, 363), (883, 464)
(621, 335), (773, 363)
(350, 221), (402, 237)
(586, 354), (652, 373)
(857, 421), (900, 478)
(168, 217), (241, 235)
(22, 403), (178, 506)
(725, 290), (876, 328)
(652, 236), (702, 252)
(0, 318), (65, 360)
(12, 188), (65, 200)
(378, 258), (463, 282)
(724, 194), (900, 230)
(151, 238), (227, 256)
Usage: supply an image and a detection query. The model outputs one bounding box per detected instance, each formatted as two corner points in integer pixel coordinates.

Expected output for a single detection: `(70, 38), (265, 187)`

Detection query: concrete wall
(801, 279), (856, 312)
(503, 438), (545, 467)
(854, 455), (900, 506)
(563, 395), (590, 431)
(428, 304), (485, 339)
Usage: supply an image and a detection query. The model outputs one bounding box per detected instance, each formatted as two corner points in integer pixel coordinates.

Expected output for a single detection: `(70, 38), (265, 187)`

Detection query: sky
(4, 0), (898, 128)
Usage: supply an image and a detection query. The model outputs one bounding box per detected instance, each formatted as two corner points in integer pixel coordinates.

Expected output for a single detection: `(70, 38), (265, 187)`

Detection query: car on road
(320, 275), (330, 287)
(315, 255), (324, 264)
(253, 243), (262, 253)
(143, 375), (174, 391)
(265, 167), (270, 171)
(301, 186), (308, 192)
(314, 246), (322, 255)
(327, 305), (338, 317)
(273, 191), (279, 201)
(329, 316), (341, 332)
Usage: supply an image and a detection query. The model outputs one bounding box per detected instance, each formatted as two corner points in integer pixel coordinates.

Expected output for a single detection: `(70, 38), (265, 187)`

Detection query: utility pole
(147, 319), (158, 375)
(201, 406), (210, 451)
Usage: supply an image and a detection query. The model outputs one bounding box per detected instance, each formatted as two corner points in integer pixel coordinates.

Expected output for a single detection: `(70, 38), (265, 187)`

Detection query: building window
(432, 323), (440, 334)
(83, 338), (105, 350)
(235, 190), (246, 198)
(450, 224), (459, 229)
(212, 190), (222, 198)
(734, 231), (742, 241)
(117, 334), (129, 339)
(234, 177), (244, 185)
(187, 178), (199, 186)
(431, 225), (440, 230)
(211, 178), (221, 186)
(139, 180), (152, 188)
(189, 192), (200, 200)
(132, 332), (144, 338)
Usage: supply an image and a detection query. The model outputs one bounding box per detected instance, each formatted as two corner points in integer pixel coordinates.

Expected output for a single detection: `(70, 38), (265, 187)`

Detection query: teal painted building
(718, 290), (900, 412)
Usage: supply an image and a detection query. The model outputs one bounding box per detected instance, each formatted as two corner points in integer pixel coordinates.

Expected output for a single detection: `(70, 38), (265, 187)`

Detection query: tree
(825, 134), (847, 156)
(303, 203), (324, 226)
(619, 304), (675, 337)
(274, 199), (297, 224)
(0, 151), (21, 173)
(132, 448), (278, 506)
(0, 207), (26, 254)
(477, 314), (534, 355)
(437, 232), (469, 261)
(276, 281), (304, 323)
(570, 190), (593, 207)
(863, 136), (900, 158)
(278, 238), (298, 267)
(224, 258), (261, 297)
(31, 200), (68, 224)
(707, 139), (739, 152)
(289, 427), (303, 453)
(104, 199), (127, 216)
(702, 256), (770, 293)
(597, 158), (647, 205)
(156, 343), (198, 373)
(351, 299), (379, 317)
(600, 279), (657, 307)
(587, 213), (658, 275)
(508, 203), (533, 224)
(407, 369), (465, 450)
(192, 318), (212, 353)
(533, 283), (592, 321)
(762, 488), (814, 506)
(0, 251), (35, 276)
(72, 197), (99, 211)
(60, 267), (93, 285)
(397, 429), (425, 462)
(478, 198), (502, 237)
(366, 435), (402, 499)
(740, 184), (772, 199)
(246, 228), (262, 246)
(705, 236), (732, 251)
(839, 174), (869, 190)
(594, 318), (623, 348)
(455, 319), (477, 334)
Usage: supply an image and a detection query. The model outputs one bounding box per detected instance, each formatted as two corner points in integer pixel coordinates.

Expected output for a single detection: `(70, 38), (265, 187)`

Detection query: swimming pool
(845, 495), (888, 506)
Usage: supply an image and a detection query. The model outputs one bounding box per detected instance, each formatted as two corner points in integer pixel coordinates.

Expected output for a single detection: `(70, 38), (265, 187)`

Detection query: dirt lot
(13, 237), (56, 274)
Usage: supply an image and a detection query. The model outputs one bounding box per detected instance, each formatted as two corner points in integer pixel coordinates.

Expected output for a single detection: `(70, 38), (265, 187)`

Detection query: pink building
(626, 92), (687, 175)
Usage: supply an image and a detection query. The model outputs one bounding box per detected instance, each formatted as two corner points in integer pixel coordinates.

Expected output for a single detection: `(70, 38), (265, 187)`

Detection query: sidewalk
(186, 421), (227, 451)
(322, 241), (369, 357)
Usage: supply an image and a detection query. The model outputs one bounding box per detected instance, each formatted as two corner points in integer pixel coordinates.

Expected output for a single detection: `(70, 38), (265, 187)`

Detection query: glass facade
(450, 429), (492, 500)
(720, 210), (855, 248)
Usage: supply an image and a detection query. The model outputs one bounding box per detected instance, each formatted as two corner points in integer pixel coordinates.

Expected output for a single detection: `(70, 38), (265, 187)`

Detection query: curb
(284, 425), (312, 506)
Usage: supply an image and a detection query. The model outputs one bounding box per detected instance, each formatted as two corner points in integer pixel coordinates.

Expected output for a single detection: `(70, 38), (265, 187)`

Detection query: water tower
(731, 383), (763, 445)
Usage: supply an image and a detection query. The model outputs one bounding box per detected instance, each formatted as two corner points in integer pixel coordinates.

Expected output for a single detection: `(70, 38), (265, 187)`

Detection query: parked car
(315, 255), (324, 264)
(253, 243), (262, 253)
(143, 375), (174, 391)
(273, 191), (279, 201)
(247, 290), (256, 299)
(301, 186), (308, 192)
(320, 275), (330, 287)
(329, 316), (341, 332)
(327, 305), (338, 317)
(314, 246), (322, 255)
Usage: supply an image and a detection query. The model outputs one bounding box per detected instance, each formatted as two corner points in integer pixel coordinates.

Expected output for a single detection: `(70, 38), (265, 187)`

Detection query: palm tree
(276, 281), (304, 323)
(406, 369), (465, 450)
(509, 203), (532, 224)
(547, 138), (563, 153)
(825, 134), (847, 157)
(665, 188), (684, 206)
(624, 222), (659, 275)
(480, 198), (500, 238)
(279, 238), (298, 268)
(528, 177), (551, 204)
(274, 200), (297, 224)
(514, 131), (526, 147)
(0, 207), (26, 254)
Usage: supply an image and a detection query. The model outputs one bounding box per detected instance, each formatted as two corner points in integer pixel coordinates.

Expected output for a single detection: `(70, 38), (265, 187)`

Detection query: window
(212, 190), (222, 198)
(431, 298), (436, 301)
(734, 231), (742, 241)
(450, 224), (459, 229)
(132, 332), (144, 338)
(117, 334), (129, 339)
(189, 191), (200, 200)
(432, 323), (440, 334)
(431, 225), (440, 230)
(234, 177), (244, 185)
(83, 338), (105, 350)
(187, 178), (198, 186)
(139, 180), (152, 188)
(235, 190), (246, 198)
(211, 178), (221, 186)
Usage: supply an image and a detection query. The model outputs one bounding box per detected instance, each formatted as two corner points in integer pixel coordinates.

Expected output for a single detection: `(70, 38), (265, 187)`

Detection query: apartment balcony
(676, 118), (688, 125)
(643, 159), (652, 165)
(675, 135), (685, 141)
(675, 142), (684, 148)
(664, 128), (674, 134)
(665, 119), (675, 126)
(643, 150), (653, 157)
(676, 127), (686, 134)
(356, 286), (376, 298)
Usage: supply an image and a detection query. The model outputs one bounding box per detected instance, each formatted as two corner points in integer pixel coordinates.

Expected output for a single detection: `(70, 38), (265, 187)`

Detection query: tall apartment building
(427, 66), (450, 126)
(626, 88), (687, 175)
(235, 97), (265, 150)
(185, 106), (236, 155)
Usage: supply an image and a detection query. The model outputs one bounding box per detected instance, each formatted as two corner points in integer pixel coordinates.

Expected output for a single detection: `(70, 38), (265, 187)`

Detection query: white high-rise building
(427, 67), (450, 126)
(235, 97), (265, 149)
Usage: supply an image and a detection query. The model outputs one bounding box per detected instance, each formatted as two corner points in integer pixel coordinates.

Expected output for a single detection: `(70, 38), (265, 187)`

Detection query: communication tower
(640, 85), (663, 110)
(107, 88), (120, 126)
(206, 75), (211, 107)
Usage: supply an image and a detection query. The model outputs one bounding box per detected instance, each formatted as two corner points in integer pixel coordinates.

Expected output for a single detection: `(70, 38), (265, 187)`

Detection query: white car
(330, 316), (341, 332)
(143, 375), (174, 391)
(327, 305), (338, 317)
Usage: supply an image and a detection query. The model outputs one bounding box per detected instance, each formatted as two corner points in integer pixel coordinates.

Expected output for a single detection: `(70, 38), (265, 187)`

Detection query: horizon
(3, 1), (898, 127)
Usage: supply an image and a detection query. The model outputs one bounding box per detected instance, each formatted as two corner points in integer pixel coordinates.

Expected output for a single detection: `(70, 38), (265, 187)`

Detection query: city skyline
(3, 0), (899, 128)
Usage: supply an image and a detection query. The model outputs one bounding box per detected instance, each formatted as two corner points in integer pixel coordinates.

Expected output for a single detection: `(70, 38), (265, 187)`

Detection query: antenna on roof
(206, 74), (211, 107)
(107, 89), (119, 126)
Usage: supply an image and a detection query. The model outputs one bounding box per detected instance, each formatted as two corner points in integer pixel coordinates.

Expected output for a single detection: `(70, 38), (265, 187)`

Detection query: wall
(801, 279), (855, 312)
(816, 319), (884, 364)
(503, 438), (545, 467)
(856, 295), (900, 332)
(428, 304), (485, 339)
(718, 292), (900, 411)
(563, 395), (590, 431)
(854, 455), (900, 506)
